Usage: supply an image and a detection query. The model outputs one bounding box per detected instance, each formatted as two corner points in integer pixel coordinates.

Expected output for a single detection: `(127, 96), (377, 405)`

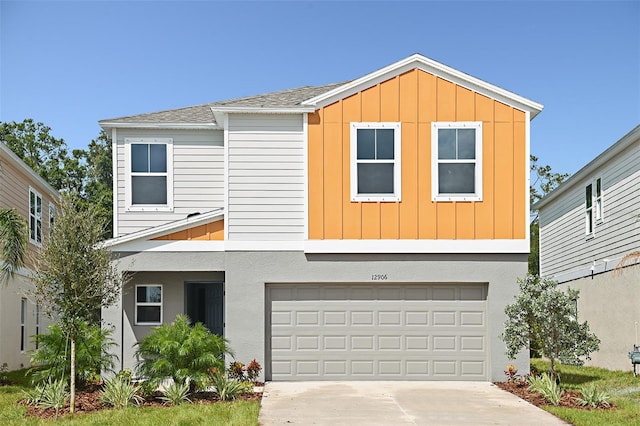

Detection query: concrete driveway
(258, 381), (568, 425)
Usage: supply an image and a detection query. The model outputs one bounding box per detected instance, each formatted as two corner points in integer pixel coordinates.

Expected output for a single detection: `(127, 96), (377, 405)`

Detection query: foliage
(1, 120), (114, 239)
(504, 364), (519, 382)
(135, 315), (232, 392)
(0, 208), (27, 286)
(0, 363), (8, 385)
(528, 373), (563, 405)
(115, 368), (134, 383)
(23, 377), (69, 417)
(209, 370), (245, 401)
(29, 322), (117, 387)
(228, 361), (244, 380)
(159, 381), (192, 406)
(246, 359), (262, 382)
(30, 193), (124, 413)
(501, 275), (600, 373)
(529, 154), (569, 275)
(100, 375), (143, 409)
(575, 384), (611, 408)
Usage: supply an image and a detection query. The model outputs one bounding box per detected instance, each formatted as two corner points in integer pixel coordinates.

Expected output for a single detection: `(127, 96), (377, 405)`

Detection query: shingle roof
(99, 82), (347, 125)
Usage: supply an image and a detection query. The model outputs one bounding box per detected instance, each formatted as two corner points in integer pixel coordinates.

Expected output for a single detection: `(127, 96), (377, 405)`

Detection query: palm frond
(614, 250), (640, 276)
(0, 208), (28, 285)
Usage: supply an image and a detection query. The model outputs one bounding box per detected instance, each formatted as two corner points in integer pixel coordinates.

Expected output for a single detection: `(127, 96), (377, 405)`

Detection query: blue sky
(1, 1), (638, 177)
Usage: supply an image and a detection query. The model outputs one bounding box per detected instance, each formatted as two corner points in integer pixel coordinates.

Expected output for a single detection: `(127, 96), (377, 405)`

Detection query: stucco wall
(559, 269), (640, 372)
(105, 251), (529, 382)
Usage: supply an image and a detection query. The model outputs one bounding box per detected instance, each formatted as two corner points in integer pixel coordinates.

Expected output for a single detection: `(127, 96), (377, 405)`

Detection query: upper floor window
(126, 138), (173, 210)
(49, 202), (55, 235)
(594, 177), (603, 223)
(350, 122), (401, 202)
(29, 187), (42, 246)
(585, 183), (593, 236)
(432, 122), (483, 202)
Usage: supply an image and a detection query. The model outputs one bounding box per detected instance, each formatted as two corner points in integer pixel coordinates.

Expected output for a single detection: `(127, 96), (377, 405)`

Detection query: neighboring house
(0, 142), (58, 370)
(101, 53), (543, 382)
(535, 125), (640, 371)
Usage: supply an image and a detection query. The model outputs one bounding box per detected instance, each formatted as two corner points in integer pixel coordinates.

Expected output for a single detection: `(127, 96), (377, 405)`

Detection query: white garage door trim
(266, 283), (488, 381)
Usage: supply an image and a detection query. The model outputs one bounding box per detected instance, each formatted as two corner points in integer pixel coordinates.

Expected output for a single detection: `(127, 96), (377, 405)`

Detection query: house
(0, 142), (58, 370)
(100, 53), (543, 381)
(534, 125), (640, 371)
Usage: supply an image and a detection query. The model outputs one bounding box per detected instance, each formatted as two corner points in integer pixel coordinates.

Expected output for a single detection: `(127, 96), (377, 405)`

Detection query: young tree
(31, 194), (124, 413)
(529, 155), (569, 275)
(0, 208), (28, 285)
(501, 274), (600, 375)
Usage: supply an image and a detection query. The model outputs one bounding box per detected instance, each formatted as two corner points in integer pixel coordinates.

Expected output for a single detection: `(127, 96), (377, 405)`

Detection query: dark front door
(185, 282), (224, 336)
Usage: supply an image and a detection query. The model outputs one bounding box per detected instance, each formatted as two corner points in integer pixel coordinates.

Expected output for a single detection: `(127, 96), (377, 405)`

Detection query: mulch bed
(495, 380), (616, 410)
(21, 382), (263, 420)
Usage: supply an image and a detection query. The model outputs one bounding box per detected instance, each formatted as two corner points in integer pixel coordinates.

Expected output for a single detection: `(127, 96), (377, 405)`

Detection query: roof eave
(302, 53), (543, 118)
(210, 106), (316, 114)
(99, 122), (220, 130)
(0, 143), (60, 199)
(533, 124), (640, 210)
(102, 208), (225, 249)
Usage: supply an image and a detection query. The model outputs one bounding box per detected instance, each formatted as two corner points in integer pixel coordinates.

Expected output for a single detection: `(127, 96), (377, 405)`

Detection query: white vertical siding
(227, 114), (305, 241)
(539, 141), (640, 280)
(115, 129), (224, 236)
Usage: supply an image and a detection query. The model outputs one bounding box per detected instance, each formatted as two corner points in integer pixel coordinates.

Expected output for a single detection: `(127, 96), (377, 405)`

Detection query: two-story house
(535, 125), (640, 371)
(0, 142), (58, 370)
(101, 54), (543, 381)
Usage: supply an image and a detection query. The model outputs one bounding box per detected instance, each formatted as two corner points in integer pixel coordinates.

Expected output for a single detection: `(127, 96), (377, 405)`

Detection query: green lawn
(531, 359), (640, 426)
(0, 369), (260, 425)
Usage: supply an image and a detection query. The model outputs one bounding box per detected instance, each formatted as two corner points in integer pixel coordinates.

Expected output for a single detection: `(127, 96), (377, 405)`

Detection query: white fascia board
(99, 122), (219, 130)
(210, 106), (316, 114)
(302, 53), (543, 118)
(0, 143), (59, 199)
(534, 124), (640, 210)
(304, 239), (530, 254)
(109, 240), (226, 253)
(103, 208), (224, 248)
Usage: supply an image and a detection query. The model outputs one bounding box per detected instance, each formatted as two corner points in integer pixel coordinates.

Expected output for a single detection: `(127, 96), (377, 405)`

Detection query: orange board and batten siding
(153, 220), (224, 241)
(308, 69), (527, 241)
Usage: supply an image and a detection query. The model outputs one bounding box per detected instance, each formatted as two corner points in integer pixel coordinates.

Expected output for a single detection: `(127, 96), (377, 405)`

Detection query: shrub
(159, 381), (192, 405)
(135, 315), (232, 392)
(100, 375), (144, 409)
(575, 384), (611, 408)
(29, 322), (117, 387)
(246, 359), (262, 382)
(504, 364), (519, 382)
(22, 378), (69, 417)
(0, 362), (8, 385)
(228, 361), (244, 380)
(528, 373), (562, 405)
(210, 370), (244, 401)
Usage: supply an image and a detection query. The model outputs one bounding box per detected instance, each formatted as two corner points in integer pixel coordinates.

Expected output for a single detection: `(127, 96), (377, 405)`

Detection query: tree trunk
(70, 337), (76, 414)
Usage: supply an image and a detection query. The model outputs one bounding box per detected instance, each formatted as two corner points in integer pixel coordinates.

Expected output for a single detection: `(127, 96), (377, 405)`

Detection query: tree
(529, 155), (569, 275)
(31, 194), (124, 413)
(501, 274), (600, 374)
(0, 208), (28, 285)
(1, 120), (114, 238)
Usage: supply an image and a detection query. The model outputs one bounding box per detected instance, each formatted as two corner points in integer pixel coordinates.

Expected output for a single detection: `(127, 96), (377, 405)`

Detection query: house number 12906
(371, 274), (388, 281)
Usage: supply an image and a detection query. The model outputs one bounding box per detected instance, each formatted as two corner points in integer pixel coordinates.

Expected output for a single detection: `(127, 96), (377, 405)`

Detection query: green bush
(575, 384), (611, 408)
(100, 375), (143, 409)
(22, 378), (69, 417)
(210, 371), (244, 401)
(134, 315), (232, 392)
(528, 373), (563, 405)
(29, 322), (117, 387)
(159, 381), (191, 405)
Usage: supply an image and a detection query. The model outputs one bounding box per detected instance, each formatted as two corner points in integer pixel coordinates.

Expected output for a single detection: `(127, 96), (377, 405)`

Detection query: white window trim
(20, 298), (26, 352)
(35, 303), (40, 350)
(125, 138), (174, 212)
(594, 177), (603, 225)
(350, 122), (402, 202)
(431, 121), (483, 202)
(135, 284), (163, 325)
(585, 183), (594, 238)
(28, 187), (43, 246)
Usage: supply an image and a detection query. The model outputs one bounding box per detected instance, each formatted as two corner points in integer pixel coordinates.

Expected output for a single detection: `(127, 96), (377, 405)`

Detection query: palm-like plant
(0, 207), (28, 286)
(135, 314), (232, 392)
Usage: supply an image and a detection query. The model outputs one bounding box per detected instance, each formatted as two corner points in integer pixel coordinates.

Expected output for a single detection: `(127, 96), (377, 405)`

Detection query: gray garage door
(267, 284), (488, 381)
